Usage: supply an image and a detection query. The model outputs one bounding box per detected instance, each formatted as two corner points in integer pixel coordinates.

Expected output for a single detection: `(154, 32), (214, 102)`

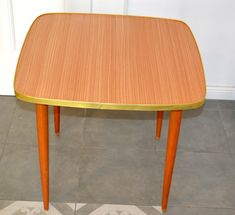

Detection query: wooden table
(14, 13), (206, 212)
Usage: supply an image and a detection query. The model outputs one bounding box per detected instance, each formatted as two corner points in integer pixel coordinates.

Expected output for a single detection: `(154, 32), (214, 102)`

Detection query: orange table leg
(54, 106), (60, 135)
(36, 104), (49, 210)
(162, 110), (182, 212)
(156, 111), (164, 139)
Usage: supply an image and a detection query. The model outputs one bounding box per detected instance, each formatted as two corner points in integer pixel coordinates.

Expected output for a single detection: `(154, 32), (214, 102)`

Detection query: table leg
(54, 106), (60, 135)
(36, 104), (49, 210)
(156, 111), (163, 139)
(162, 110), (182, 212)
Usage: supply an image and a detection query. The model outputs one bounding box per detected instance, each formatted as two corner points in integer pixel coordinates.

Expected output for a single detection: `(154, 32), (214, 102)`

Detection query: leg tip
(43, 204), (49, 211)
(55, 132), (60, 136)
(155, 136), (160, 140)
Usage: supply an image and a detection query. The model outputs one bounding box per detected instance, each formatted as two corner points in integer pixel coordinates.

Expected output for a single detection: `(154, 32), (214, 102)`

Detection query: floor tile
(84, 109), (156, 150)
(75, 204), (162, 215)
(0, 201), (75, 215)
(218, 100), (235, 110)
(159, 151), (235, 208)
(1, 96), (235, 212)
(49, 146), (81, 202)
(0, 144), (82, 202)
(0, 96), (16, 142)
(0, 144), (4, 159)
(203, 99), (219, 110)
(231, 153), (235, 163)
(157, 109), (230, 153)
(220, 110), (235, 133)
(0, 200), (12, 210)
(226, 131), (235, 154)
(7, 101), (50, 145)
(165, 206), (235, 215)
(78, 147), (162, 205)
(7, 101), (85, 148)
(0, 144), (41, 200)
(55, 107), (85, 148)
(86, 109), (154, 121)
(52, 202), (75, 215)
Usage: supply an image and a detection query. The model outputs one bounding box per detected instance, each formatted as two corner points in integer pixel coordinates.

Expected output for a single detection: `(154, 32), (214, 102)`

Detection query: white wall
(0, 0), (64, 95)
(1, 0), (235, 99)
(127, 0), (235, 99)
(65, 0), (127, 14)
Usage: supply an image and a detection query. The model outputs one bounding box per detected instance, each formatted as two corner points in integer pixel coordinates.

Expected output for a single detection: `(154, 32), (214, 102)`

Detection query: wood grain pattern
(14, 13), (206, 111)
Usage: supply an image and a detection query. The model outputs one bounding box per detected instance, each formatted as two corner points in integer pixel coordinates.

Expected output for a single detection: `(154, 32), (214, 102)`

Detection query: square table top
(14, 13), (206, 111)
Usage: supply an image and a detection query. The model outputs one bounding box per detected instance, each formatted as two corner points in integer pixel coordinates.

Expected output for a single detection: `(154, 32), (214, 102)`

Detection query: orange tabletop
(14, 13), (206, 111)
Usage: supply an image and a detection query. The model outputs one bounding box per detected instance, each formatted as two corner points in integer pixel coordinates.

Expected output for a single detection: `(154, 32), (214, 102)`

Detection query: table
(14, 13), (206, 212)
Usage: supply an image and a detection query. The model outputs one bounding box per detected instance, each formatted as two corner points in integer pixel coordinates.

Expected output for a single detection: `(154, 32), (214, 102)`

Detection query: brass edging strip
(15, 91), (205, 111)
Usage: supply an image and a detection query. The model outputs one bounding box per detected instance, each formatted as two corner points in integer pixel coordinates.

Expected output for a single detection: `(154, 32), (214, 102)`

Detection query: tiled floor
(0, 96), (235, 214)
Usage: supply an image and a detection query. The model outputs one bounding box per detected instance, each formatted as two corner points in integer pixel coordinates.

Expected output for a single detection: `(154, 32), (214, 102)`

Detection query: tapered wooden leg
(162, 110), (182, 212)
(36, 104), (49, 210)
(156, 111), (163, 139)
(54, 106), (60, 135)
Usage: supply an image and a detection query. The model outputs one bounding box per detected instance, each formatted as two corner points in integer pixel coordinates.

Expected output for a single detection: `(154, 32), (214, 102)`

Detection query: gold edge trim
(15, 91), (205, 111)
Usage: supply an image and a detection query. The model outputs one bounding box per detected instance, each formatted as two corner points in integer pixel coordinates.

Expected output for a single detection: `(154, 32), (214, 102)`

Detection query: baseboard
(206, 86), (235, 100)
